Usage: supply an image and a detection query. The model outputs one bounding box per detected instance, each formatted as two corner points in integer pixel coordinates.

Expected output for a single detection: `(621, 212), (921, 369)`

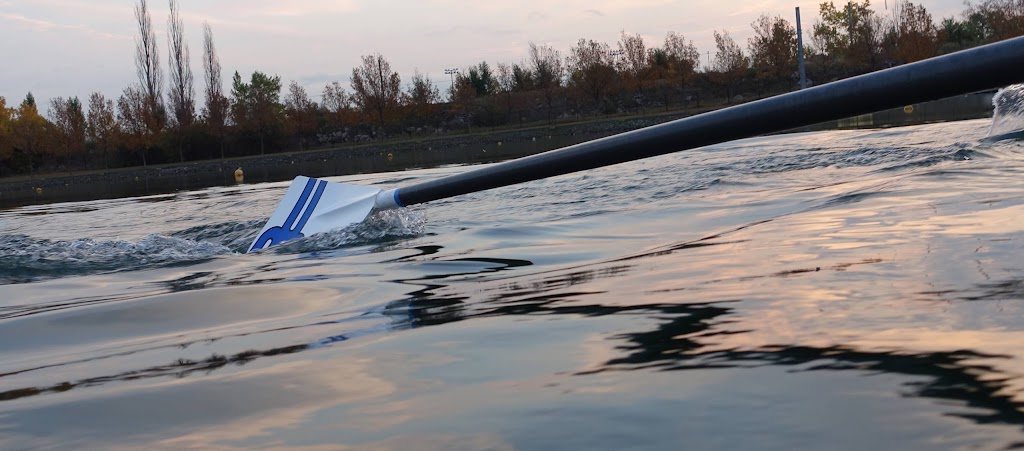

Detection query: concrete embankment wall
(825, 91), (995, 130)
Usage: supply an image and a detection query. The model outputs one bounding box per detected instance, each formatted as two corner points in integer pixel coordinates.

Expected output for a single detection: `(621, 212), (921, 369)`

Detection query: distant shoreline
(0, 91), (995, 209)
(0, 109), (710, 208)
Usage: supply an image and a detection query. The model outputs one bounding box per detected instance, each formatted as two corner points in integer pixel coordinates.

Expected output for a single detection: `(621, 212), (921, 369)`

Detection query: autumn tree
(645, 47), (675, 110)
(166, 0), (195, 162)
(0, 96), (12, 173)
(231, 71), (284, 155)
(812, 1), (886, 73)
(134, 0), (165, 140)
(617, 31), (650, 111)
(48, 96), (87, 170)
(748, 14), (797, 93)
(965, 0), (1024, 42)
(322, 81), (353, 133)
(528, 42), (564, 121)
(450, 72), (477, 131)
(10, 93), (51, 174)
(662, 31), (701, 96)
(118, 85), (151, 166)
(283, 81), (319, 150)
(201, 23), (229, 159)
(404, 70), (441, 127)
(86, 92), (119, 168)
(350, 53), (402, 131)
(884, 1), (938, 63)
(812, 1), (860, 56)
(713, 30), (749, 102)
(566, 38), (617, 108)
(495, 62), (520, 121)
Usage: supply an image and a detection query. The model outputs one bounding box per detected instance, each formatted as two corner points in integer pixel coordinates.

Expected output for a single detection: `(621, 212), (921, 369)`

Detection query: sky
(0, 0), (969, 115)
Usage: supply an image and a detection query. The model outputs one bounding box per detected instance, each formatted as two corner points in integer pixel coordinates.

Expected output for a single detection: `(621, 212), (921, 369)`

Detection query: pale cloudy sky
(1, 0), (967, 114)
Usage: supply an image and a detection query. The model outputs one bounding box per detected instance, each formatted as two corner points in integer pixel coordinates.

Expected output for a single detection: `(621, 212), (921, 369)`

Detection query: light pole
(445, 68), (468, 132)
(444, 68), (458, 99)
(608, 49), (623, 66)
(796, 6), (808, 89)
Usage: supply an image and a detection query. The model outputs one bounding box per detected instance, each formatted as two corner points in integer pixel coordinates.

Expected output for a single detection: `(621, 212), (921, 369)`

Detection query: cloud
(583, 9), (606, 17)
(0, 12), (129, 40)
(568, 0), (677, 12)
(216, 0), (360, 18)
(422, 25), (520, 38)
(177, 11), (300, 36)
(727, 0), (780, 17)
(527, 11), (548, 22)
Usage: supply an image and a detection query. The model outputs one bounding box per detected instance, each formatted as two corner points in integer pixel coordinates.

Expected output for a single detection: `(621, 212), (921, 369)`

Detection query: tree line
(1, 0), (1022, 177)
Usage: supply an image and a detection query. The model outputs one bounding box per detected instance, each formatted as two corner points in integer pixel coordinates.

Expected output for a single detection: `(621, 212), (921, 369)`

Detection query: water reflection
(920, 278), (1024, 303)
(6, 248), (1024, 440)
(602, 334), (1024, 428)
(397, 260), (1024, 432)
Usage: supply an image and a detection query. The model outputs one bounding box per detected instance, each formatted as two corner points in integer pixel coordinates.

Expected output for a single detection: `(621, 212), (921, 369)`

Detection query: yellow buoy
(35, 187), (43, 195)
(387, 152), (393, 162)
(234, 167), (244, 184)
(903, 105), (914, 114)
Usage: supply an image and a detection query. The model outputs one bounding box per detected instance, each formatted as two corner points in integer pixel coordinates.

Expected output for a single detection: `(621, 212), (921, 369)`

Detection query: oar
(248, 36), (1024, 253)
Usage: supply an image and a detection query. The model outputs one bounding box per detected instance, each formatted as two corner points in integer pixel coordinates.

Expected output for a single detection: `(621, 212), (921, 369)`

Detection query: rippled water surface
(3, 118), (1024, 449)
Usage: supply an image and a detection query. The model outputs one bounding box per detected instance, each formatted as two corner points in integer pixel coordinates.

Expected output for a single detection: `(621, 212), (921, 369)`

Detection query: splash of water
(171, 219), (267, 253)
(269, 208), (427, 254)
(988, 84), (1024, 138)
(0, 234), (234, 284)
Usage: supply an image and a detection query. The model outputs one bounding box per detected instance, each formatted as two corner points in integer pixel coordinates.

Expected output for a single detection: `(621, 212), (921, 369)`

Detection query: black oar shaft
(396, 37), (1024, 207)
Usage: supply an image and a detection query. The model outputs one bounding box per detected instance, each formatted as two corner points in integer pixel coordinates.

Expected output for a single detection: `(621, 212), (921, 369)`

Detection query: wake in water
(0, 209), (426, 285)
(0, 234), (233, 284)
(988, 84), (1024, 138)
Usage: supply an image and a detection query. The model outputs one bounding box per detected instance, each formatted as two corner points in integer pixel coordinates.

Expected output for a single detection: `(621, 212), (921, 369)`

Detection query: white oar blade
(247, 176), (382, 253)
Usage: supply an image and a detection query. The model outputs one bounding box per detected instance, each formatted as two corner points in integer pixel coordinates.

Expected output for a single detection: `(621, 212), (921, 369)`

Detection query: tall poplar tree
(167, 0), (195, 162)
(202, 22), (229, 159)
(134, 0), (165, 151)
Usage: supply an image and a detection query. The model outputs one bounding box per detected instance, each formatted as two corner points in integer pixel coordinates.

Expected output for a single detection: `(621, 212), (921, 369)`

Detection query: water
(2, 117), (1024, 449)
(991, 84), (1024, 139)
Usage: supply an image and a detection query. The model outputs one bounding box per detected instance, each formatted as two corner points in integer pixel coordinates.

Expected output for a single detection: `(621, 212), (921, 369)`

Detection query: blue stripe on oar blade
(247, 177), (382, 253)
